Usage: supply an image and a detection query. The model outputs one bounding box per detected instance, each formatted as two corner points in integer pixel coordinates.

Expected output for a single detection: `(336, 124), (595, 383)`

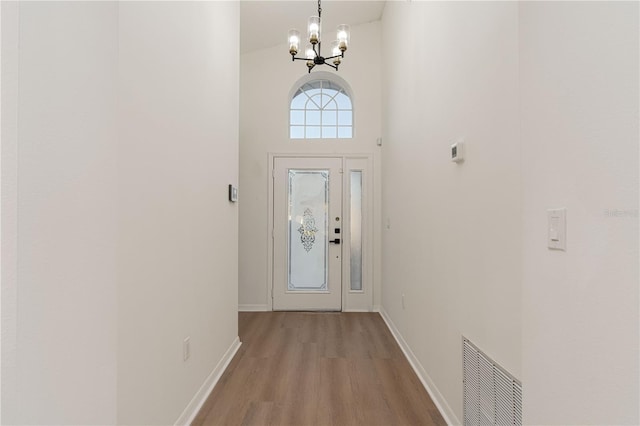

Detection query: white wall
(520, 2), (639, 424)
(381, 2), (521, 423)
(2, 2), (240, 424)
(2, 2), (119, 423)
(239, 20), (382, 310)
(117, 2), (239, 424)
(2, 2), (20, 420)
(116, 2), (240, 424)
(381, 1), (639, 424)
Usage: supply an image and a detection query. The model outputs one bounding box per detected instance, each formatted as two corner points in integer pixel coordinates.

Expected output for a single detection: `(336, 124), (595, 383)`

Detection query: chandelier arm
(324, 53), (343, 60)
(324, 62), (338, 71)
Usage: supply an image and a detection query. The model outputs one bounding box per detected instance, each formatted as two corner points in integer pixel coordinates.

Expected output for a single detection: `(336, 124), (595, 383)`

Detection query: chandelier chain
(317, 0), (322, 19)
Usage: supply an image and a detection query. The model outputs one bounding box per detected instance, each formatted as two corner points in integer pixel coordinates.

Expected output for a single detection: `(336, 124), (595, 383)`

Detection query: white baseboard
(378, 307), (460, 426)
(238, 304), (269, 312)
(174, 336), (242, 426)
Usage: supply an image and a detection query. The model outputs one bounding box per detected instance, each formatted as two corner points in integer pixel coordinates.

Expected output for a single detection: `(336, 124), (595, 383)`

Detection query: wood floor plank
(241, 402), (275, 426)
(315, 357), (358, 426)
(192, 312), (446, 426)
(347, 358), (397, 426)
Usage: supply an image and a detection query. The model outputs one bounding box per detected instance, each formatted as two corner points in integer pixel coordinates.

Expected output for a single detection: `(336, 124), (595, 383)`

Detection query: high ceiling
(240, 1), (386, 54)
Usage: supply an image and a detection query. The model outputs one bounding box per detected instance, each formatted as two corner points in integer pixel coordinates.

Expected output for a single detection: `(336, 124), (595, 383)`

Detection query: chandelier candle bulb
(331, 41), (342, 65)
(288, 29), (300, 55)
(305, 44), (315, 69)
(305, 44), (315, 60)
(308, 16), (320, 44)
(337, 24), (350, 51)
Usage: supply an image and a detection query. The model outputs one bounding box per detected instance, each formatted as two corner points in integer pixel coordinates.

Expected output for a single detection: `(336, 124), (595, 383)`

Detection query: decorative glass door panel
(273, 157), (343, 310)
(288, 170), (329, 291)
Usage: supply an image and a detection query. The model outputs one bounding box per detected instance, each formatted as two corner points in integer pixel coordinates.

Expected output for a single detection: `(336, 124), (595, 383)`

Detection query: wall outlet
(183, 337), (191, 361)
(402, 293), (405, 309)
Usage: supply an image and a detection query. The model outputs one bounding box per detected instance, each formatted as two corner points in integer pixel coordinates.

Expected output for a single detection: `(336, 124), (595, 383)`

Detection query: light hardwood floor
(193, 312), (446, 426)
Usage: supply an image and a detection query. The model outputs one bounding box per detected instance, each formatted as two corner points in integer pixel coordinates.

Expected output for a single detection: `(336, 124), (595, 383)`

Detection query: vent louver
(463, 338), (522, 426)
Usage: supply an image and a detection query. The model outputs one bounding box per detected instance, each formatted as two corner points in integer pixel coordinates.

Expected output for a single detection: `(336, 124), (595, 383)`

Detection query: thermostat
(451, 140), (464, 163)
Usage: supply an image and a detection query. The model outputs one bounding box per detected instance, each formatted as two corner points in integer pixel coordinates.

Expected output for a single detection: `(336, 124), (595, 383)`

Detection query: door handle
(329, 238), (341, 244)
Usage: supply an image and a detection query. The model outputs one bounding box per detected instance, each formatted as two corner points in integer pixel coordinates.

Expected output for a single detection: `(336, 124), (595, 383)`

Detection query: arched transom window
(290, 79), (353, 139)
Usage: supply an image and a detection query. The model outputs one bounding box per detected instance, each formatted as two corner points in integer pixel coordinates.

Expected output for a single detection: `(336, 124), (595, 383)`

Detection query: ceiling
(240, 1), (386, 54)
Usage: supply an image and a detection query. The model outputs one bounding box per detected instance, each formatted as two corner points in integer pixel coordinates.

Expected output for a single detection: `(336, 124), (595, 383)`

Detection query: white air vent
(463, 338), (522, 426)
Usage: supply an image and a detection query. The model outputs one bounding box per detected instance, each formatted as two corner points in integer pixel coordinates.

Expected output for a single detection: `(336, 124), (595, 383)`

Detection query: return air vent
(463, 338), (522, 426)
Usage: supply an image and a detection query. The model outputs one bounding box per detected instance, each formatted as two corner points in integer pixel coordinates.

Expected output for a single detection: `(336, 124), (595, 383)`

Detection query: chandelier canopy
(288, 0), (350, 73)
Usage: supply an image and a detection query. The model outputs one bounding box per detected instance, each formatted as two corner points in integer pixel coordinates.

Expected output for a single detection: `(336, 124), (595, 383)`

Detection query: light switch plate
(547, 208), (566, 250)
(228, 184), (238, 202)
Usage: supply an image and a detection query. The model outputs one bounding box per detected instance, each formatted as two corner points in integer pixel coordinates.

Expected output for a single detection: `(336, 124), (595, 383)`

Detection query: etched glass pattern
(298, 208), (318, 252)
(290, 80), (353, 139)
(350, 171), (362, 291)
(288, 170), (329, 290)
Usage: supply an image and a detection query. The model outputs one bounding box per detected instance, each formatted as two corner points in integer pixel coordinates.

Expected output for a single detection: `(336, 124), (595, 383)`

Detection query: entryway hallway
(193, 312), (446, 426)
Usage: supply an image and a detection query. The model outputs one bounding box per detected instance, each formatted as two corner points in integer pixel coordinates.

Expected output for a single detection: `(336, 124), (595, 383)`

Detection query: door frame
(267, 153), (374, 312)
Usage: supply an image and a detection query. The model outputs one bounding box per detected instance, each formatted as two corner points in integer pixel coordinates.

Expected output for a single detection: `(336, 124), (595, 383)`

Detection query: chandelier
(288, 0), (350, 73)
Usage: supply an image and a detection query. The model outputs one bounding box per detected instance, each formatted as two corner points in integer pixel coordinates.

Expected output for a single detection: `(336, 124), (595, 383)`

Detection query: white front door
(272, 157), (342, 310)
